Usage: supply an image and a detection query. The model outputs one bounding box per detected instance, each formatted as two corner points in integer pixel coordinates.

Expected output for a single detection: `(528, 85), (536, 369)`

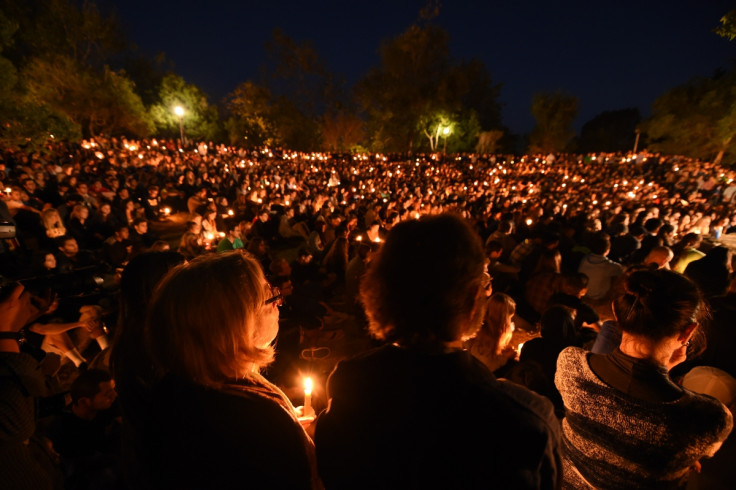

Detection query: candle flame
(304, 377), (313, 396)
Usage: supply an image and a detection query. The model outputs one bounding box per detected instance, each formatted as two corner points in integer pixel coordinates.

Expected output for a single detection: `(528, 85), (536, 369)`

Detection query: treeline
(0, 1), (734, 162)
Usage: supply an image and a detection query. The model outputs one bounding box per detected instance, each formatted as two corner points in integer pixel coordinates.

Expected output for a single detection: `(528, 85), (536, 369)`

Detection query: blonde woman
(142, 251), (320, 489)
(468, 292), (518, 373)
(41, 208), (66, 238)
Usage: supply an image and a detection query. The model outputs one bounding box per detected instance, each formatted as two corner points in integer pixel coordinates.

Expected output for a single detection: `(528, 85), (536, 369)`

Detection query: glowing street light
(174, 106), (185, 146)
(442, 126), (451, 154)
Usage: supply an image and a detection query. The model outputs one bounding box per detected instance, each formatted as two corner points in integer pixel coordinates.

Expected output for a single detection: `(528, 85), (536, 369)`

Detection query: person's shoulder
(556, 346), (587, 371)
(494, 378), (560, 432)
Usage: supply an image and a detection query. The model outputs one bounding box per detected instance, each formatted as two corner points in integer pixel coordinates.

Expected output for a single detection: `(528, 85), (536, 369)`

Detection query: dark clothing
(609, 233), (640, 265)
(684, 258), (730, 299)
(0, 352), (63, 490)
(548, 292), (599, 330)
(314, 344), (562, 489)
(145, 373), (316, 489)
(698, 293), (736, 378)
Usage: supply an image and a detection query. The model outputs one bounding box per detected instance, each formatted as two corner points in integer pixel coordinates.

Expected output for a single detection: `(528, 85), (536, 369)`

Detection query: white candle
(304, 377), (314, 416)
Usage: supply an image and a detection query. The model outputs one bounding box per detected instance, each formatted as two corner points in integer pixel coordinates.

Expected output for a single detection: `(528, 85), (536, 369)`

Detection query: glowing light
(303, 377), (314, 417)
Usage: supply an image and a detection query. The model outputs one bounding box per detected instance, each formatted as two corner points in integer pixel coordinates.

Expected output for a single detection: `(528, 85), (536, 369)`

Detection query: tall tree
(24, 56), (152, 138)
(225, 81), (277, 147)
(0, 0), (152, 144)
(528, 91), (578, 153)
(260, 29), (344, 150)
(641, 70), (736, 164)
(577, 108), (641, 153)
(715, 9), (736, 41)
(356, 19), (501, 153)
(149, 73), (220, 144)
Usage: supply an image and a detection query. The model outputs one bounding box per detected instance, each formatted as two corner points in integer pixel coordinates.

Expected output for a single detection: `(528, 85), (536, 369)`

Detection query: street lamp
(442, 126), (451, 154)
(174, 105), (185, 147)
(633, 128), (641, 154)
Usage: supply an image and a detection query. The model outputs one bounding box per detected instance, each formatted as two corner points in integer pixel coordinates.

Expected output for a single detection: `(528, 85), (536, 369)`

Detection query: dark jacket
(315, 344), (562, 489)
(145, 373), (317, 489)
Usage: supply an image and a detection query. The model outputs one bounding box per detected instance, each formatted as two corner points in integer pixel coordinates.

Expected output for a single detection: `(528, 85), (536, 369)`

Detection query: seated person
(47, 369), (122, 488)
(314, 214), (561, 489)
(547, 272), (600, 339)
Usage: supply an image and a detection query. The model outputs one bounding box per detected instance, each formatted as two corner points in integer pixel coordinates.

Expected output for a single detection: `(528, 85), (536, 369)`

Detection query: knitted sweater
(555, 347), (732, 489)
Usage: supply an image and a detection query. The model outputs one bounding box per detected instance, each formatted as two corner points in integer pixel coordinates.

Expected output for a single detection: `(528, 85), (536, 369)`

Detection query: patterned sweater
(555, 347), (733, 489)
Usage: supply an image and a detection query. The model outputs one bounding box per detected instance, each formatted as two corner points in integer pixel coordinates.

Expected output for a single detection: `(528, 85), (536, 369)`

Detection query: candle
(304, 377), (314, 417)
(516, 343), (524, 359)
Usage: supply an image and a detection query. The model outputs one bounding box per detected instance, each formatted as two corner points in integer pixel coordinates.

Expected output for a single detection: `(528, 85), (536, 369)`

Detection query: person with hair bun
(143, 251), (320, 489)
(555, 268), (733, 489)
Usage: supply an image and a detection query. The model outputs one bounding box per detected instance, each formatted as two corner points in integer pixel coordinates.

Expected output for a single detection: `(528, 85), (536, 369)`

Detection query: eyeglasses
(265, 286), (283, 306)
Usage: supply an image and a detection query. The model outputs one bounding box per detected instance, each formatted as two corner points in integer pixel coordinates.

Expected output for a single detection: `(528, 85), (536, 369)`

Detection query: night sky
(108, 0), (735, 135)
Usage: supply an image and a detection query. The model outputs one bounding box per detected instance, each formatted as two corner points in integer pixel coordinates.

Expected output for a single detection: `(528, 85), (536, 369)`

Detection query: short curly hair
(360, 213), (486, 345)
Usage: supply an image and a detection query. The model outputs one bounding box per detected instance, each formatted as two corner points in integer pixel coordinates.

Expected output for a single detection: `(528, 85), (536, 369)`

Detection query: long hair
(146, 251), (275, 386)
(483, 292), (517, 355)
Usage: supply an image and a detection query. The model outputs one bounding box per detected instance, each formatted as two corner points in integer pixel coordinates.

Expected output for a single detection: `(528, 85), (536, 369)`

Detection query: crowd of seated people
(1, 137), (735, 488)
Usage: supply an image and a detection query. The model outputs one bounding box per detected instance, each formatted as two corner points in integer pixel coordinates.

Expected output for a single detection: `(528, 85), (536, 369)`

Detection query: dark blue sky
(109, 0), (735, 135)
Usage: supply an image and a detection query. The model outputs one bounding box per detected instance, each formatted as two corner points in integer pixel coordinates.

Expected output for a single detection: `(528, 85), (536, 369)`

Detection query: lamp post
(442, 126), (451, 154)
(174, 106), (185, 147)
(633, 128), (641, 154)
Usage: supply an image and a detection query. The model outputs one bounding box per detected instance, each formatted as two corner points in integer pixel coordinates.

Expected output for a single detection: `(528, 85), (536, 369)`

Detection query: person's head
(146, 251), (280, 385)
(360, 213), (487, 345)
(41, 252), (57, 271)
(485, 240), (504, 259)
(613, 268), (707, 342)
(247, 236), (267, 256)
(498, 220), (513, 234)
(484, 292), (517, 354)
(22, 178), (36, 193)
(562, 272), (589, 298)
(149, 240), (171, 252)
(132, 217), (148, 235)
(702, 246), (732, 269)
(269, 257), (292, 279)
(56, 235), (79, 257)
(628, 223), (645, 239)
(114, 225), (130, 241)
(679, 232), (702, 250)
(185, 220), (201, 234)
(588, 231), (611, 256)
(644, 217), (664, 234)
(539, 305), (576, 343)
(644, 246), (674, 269)
(70, 369), (117, 417)
(70, 203), (89, 221)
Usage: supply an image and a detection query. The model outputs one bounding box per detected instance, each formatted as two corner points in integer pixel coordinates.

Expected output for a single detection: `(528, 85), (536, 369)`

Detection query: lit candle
(516, 342), (524, 359)
(304, 377), (314, 417)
